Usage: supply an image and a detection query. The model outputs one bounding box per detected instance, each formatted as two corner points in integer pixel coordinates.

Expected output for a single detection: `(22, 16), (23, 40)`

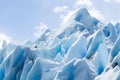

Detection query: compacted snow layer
(0, 8), (120, 80)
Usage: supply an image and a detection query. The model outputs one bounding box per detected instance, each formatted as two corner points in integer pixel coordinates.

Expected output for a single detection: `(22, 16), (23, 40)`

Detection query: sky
(0, 0), (120, 42)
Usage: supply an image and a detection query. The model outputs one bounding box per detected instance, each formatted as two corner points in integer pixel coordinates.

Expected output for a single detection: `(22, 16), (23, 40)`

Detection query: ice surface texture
(0, 8), (120, 80)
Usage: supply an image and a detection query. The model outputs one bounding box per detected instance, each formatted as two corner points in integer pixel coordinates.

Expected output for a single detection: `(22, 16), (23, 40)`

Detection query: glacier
(0, 8), (120, 80)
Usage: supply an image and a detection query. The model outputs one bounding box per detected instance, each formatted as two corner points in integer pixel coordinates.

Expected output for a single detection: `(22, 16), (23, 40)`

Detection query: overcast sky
(0, 0), (120, 42)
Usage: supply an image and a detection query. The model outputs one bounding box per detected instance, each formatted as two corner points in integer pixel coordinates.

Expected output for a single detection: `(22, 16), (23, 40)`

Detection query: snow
(92, 43), (109, 74)
(54, 59), (97, 80)
(65, 36), (88, 62)
(20, 60), (33, 80)
(103, 23), (117, 43)
(0, 8), (120, 80)
(95, 66), (120, 80)
(86, 30), (105, 59)
(110, 36), (120, 62)
(26, 59), (42, 80)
